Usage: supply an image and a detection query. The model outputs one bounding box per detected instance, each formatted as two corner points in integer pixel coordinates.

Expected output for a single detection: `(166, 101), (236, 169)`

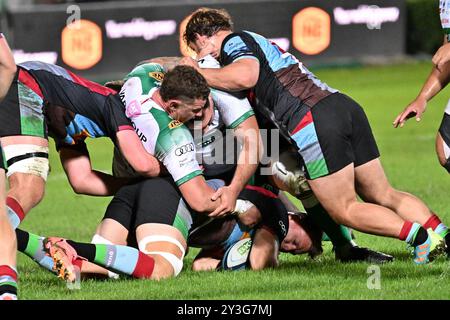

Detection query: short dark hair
(183, 8), (233, 45)
(160, 65), (210, 102)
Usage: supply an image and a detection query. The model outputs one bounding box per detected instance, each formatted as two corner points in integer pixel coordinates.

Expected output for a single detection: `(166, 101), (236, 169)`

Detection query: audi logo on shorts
(175, 143), (194, 156)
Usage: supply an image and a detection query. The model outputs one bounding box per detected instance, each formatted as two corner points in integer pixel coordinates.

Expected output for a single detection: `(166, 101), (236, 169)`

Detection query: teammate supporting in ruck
(180, 8), (448, 264)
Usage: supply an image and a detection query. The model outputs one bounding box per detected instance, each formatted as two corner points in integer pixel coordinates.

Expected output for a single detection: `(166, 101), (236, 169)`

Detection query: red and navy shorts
(289, 92), (380, 179)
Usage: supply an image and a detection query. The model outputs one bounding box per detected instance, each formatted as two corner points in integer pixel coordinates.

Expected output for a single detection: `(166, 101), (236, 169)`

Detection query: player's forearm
(199, 60), (258, 92)
(417, 66), (450, 102)
(71, 170), (130, 196)
(230, 121), (263, 193)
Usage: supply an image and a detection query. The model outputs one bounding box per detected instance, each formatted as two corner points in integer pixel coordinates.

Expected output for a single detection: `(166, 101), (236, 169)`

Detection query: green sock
(304, 203), (353, 247)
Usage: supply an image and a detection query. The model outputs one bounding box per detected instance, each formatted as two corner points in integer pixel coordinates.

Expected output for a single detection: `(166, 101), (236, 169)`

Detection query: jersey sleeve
(221, 33), (259, 65)
(157, 120), (203, 186)
(211, 89), (255, 129)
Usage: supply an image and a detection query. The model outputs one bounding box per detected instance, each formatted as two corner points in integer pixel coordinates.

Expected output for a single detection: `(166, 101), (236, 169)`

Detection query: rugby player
(394, 0), (450, 256)
(0, 33), (19, 300)
(0, 60), (164, 229)
(180, 8), (448, 264)
(24, 64), (251, 281)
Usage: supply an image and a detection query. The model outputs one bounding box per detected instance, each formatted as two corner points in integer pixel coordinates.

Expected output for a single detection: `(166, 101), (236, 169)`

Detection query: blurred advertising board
(7, 0), (405, 79)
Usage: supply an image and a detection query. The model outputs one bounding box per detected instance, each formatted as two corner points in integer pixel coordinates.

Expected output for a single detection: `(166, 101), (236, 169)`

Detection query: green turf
(16, 61), (450, 300)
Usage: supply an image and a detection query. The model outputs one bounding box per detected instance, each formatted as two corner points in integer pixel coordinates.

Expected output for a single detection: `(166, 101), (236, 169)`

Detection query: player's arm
(210, 116), (262, 217)
(60, 143), (132, 196)
(116, 129), (164, 177)
(0, 34), (16, 101)
(184, 57), (259, 92)
(178, 176), (222, 214)
(394, 36), (450, 127)
(140, 57), (183, 71)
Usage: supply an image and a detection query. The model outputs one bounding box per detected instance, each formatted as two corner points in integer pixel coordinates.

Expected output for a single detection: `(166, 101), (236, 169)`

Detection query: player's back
(18, 61), (130, 144)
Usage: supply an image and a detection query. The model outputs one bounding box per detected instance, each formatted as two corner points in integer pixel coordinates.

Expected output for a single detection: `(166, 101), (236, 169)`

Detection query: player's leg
(436, 101), (450, 174)
(0, 167), (18, 300)
(272, 160), (393, 263)
(296, 94), (443, 263)
(0, 70), (49, 228)
(352, 96), (449, 256)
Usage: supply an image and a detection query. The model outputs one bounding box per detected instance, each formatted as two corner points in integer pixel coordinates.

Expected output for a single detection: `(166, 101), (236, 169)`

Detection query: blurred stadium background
(0, 0), (442, 80)
(2, 0), (450, 300)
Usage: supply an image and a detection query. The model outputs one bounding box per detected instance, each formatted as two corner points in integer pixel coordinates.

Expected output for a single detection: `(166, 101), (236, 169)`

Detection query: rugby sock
(0, 265), (18, 300)
(304, 203), (353, 247)
(423, 214), (450, 255)
(423, 214), (449, 238)
(15, 229), (55, 273)
(6, 197), (25, 229)
(399, 222), (428, 246)
(66, 241), (155, 279)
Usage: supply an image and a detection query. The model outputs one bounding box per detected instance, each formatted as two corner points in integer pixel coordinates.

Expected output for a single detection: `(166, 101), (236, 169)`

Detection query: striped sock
(67, 241), (155, 279)
(16, 229), (55, 273)
(0, 265), (18, 299)
(423, 214), (449, 237)
(400, 222), (428, 246)
(6, 197), (25, 229)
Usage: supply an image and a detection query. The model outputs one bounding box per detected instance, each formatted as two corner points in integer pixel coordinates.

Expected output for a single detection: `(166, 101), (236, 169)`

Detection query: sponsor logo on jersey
(168, 120), (183, 129)
(132, 122), (147, 143)
(61, 19), (103, 70)
(200, 135), (216, 148)
(149, 72), (164, 82)
(292, 7), (330, 55)
(175, 143), (194, 156)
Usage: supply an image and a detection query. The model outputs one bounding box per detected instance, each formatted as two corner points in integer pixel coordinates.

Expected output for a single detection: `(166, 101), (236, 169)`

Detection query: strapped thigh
(3, 144), (49, 180)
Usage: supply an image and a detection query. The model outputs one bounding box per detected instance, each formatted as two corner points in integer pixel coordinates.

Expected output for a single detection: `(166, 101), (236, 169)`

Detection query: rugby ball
(221, 238), (252, 271)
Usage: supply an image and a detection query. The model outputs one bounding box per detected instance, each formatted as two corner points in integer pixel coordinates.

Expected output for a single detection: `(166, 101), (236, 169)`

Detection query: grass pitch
(17, 61), (450, 300)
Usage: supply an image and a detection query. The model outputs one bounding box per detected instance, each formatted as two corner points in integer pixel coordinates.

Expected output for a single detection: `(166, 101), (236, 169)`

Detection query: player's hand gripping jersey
(115, 63), (202, 186)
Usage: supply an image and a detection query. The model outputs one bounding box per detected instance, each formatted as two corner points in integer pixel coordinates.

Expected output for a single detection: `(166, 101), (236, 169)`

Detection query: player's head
(280, 212), (323, 258)
(184, 8), (233, 59)
(160, 65), (210, 123)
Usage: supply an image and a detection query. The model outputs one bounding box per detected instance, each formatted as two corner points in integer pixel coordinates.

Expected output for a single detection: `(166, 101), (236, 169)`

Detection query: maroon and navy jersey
(18, 61), (133, 147)
(219, 31), (337, 137)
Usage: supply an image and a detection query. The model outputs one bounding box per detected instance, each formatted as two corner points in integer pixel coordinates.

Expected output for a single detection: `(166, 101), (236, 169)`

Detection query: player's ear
(168, 101), (179, 113)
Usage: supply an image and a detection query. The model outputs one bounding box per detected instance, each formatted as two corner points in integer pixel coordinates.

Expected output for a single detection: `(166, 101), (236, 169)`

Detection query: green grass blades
(17, 61), (450, 300)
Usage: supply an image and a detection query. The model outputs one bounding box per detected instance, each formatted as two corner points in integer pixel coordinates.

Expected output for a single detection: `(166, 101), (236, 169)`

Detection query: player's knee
(138, 235), (186, 279)
(150, 253), (184, 279)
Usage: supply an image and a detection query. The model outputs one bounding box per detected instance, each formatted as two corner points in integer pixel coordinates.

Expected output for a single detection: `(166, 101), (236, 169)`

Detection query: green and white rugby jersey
(116, 63), (202, 186)
(194, 55), (255, 176)
(441, 0), (450, 41)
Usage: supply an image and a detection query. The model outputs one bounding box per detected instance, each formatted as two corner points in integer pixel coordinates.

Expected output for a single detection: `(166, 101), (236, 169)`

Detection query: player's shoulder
(124, 63), (165, 91)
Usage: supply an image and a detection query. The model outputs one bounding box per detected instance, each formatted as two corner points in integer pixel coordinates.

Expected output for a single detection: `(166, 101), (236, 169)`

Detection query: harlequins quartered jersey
(219, 31), (338, 136)
(18, 61), (133, 147)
